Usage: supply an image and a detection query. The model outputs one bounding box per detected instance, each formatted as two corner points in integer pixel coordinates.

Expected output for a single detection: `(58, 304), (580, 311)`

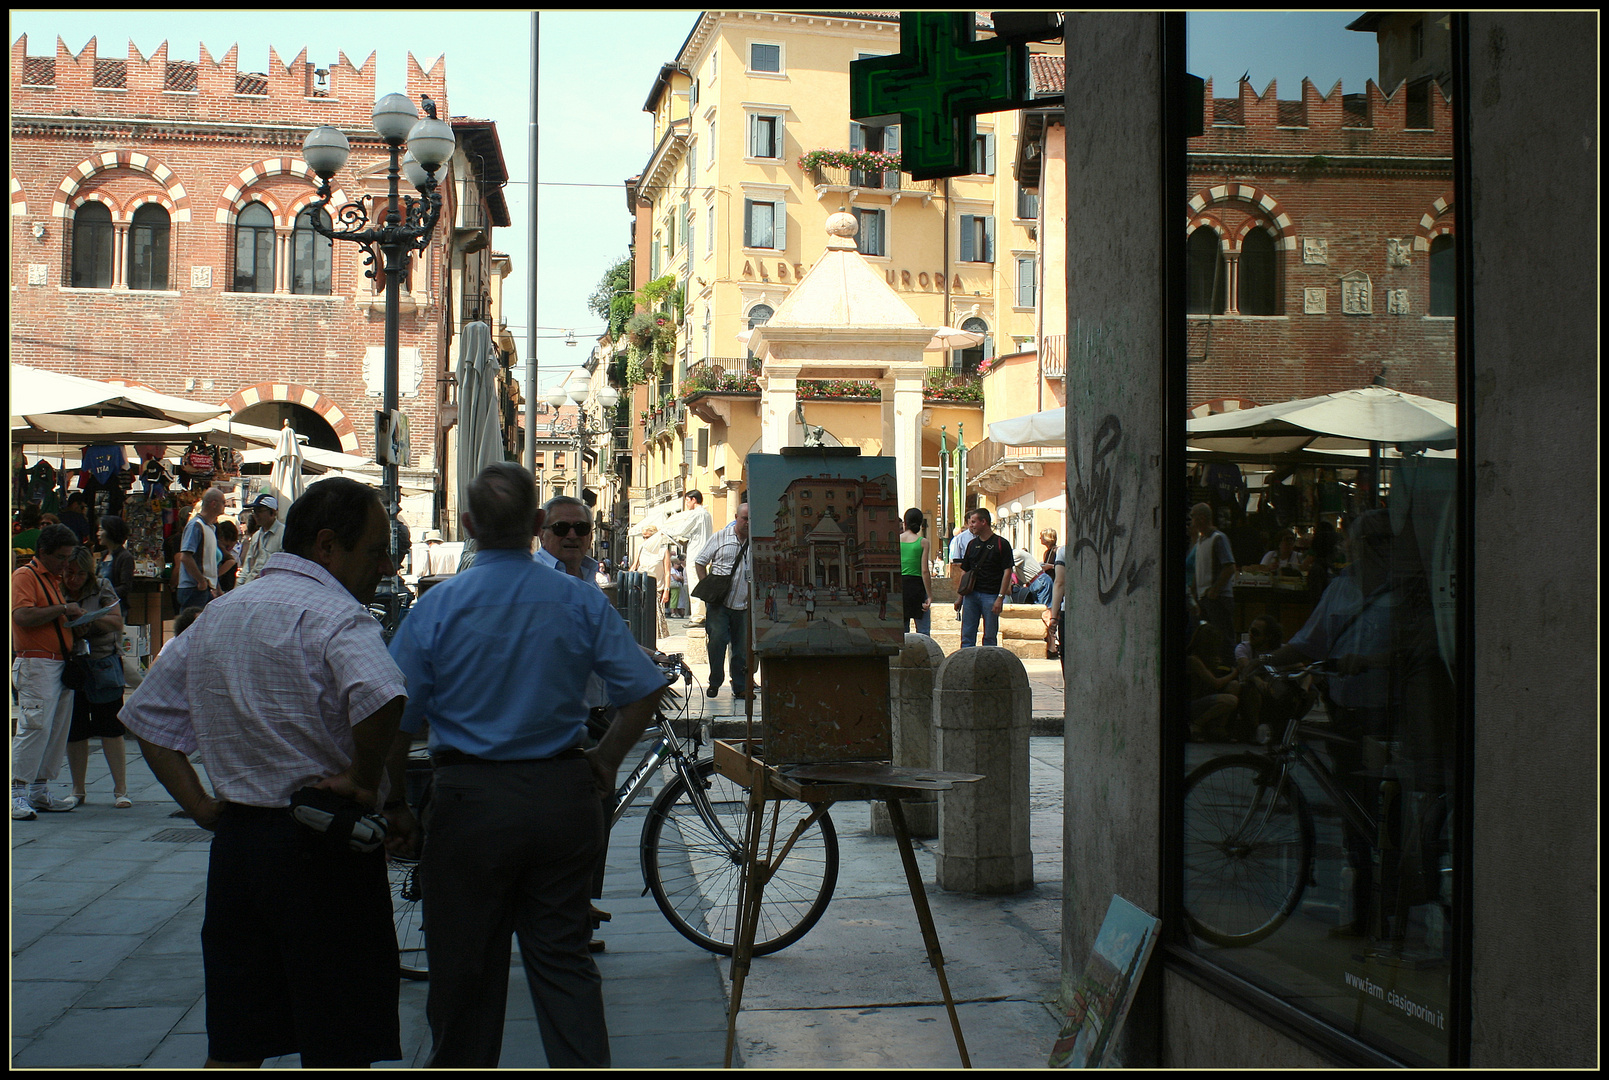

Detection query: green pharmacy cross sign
(850, 12), (1034, 182)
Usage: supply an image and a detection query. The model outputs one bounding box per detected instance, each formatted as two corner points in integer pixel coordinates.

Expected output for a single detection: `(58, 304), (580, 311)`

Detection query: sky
(11, 10), (1375, 393)
(10, 7), (701, 397)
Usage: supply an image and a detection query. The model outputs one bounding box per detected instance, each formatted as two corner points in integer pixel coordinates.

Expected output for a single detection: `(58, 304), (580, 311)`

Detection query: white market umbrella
(11, 363), (228, 440)
(988, 406), (1066, 447)
(1185, 385), (1456, 454)
(269, 422), (307, 508)
(454, 322), (504, 569)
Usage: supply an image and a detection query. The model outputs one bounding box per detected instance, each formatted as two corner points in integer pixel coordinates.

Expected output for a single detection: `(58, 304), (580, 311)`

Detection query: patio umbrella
(11, 363), (228, 440)
(988, 406), (1066, 447)
(454, 322), (503, 570)
(269, 422), (307, 509)
(1185, 385), (1456, 454)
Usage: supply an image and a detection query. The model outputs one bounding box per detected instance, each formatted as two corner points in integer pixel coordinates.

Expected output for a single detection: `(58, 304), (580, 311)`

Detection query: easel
(714, 726), (982, 1068)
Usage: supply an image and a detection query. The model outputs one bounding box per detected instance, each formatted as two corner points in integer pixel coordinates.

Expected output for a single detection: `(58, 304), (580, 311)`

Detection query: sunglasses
(547, 521), (592, 537)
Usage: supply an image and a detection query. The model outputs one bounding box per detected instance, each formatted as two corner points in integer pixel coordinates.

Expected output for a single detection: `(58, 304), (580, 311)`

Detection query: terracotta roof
(1029, 54), (1064, 96)
(93, 58), (125, 89)
(165, 60), (197, 92)
(23, 56), (54, 85)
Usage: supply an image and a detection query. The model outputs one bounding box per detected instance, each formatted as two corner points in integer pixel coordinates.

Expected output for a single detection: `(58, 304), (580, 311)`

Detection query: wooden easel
(713, 739), (982, 1069)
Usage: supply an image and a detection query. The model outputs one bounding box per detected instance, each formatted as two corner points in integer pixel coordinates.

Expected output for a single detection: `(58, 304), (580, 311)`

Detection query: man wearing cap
(236, 493), (284, 588)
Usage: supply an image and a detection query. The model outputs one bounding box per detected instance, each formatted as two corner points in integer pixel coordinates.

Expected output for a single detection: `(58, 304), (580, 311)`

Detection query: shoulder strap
(27, 567), (73, 658)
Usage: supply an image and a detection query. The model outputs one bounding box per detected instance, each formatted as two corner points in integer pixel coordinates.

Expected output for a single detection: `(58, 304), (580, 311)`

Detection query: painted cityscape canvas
(746, 452), (907, 656)
(1048, 896), (1160, 1068)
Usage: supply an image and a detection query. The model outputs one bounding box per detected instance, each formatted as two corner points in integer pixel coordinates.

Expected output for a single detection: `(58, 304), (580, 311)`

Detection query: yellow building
(626, 11), (1061, 550)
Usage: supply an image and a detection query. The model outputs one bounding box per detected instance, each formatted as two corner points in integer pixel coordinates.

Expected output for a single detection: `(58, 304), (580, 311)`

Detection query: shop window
(127, 204), (170, 291)
(70, 202), (114, 289)
(233, 202), (275, 293)
(290, 206), (332, 295)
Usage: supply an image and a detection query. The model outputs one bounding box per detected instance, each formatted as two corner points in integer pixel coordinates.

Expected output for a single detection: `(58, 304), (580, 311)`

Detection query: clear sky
(12, 10), (1375, 393)
(10, 7), (700, 396)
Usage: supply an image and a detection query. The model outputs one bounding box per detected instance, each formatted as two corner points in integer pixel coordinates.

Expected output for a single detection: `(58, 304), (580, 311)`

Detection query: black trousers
(420, 756), (608, 1068)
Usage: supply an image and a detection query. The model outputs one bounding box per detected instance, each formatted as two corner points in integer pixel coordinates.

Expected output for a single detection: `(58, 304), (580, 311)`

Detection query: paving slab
(10, 1003), (189, 1067)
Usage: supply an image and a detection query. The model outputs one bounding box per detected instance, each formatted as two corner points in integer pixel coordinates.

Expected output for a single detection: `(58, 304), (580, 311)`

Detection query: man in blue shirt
(388, 463), (671, 1068)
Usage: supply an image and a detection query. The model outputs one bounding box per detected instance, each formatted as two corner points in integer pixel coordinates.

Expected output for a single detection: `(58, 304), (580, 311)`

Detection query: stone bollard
(933, 646), (1033, 894)
(871, 633), (945, 838)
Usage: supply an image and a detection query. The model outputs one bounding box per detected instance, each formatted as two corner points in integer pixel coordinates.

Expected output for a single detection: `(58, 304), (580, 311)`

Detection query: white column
(890, 363), (927, 513)
(761, 363), (801, 454)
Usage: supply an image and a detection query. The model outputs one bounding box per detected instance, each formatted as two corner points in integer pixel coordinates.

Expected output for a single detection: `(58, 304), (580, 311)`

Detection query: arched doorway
(232, 401), (344, 453)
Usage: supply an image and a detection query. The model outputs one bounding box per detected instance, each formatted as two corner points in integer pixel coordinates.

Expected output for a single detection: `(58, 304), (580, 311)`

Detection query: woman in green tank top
(899, 508), (933, 635)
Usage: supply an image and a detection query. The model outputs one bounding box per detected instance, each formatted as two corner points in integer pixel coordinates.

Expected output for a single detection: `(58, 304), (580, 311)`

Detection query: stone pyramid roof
(764, 213), (926, 331)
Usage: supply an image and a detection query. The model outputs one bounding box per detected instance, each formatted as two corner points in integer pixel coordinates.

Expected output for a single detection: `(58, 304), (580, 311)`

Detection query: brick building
(9, 34), (506, 522)
(1184, 74), (1456, 408)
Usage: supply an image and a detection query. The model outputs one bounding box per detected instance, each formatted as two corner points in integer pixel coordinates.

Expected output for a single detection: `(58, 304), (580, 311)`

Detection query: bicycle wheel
(1183, 753), (1313, 947)
(390, 856), (428, 980)
(641, 757), (838, 956)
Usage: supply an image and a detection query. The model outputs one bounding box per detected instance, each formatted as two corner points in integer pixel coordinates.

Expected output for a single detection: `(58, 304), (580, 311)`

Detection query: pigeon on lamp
(420, 94), (438, 119)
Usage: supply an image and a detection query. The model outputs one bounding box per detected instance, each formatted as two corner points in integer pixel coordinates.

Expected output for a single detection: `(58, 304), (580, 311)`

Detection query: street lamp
(547, 375), (621, 535)
(302, 93), (454, 634)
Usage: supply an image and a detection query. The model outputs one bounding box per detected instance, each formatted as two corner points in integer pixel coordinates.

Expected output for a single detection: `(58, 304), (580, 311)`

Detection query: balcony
(966, 438), (1064, 494)
(645, 399), (685, 441)
(1040, 334), (1066, 380)
(808, 165), (938, 202)
(648, 477), (683, 505)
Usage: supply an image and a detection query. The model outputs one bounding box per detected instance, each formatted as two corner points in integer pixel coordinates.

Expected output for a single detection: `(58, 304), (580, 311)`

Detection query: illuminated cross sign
(850, 12), (1033, 181)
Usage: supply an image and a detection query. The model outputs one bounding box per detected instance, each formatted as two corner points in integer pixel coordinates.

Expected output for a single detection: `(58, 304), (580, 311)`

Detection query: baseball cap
(248, 493), (279, 512)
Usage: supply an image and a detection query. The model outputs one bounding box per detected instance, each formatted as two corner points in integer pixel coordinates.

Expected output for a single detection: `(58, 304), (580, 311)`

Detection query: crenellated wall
(11, 34), (448, 130)
(1197, 76), (1454, 156)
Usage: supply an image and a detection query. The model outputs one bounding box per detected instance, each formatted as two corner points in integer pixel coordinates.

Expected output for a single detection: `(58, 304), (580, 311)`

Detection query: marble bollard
(934, 646), (1033, 894)
(871, 633), (945, 838)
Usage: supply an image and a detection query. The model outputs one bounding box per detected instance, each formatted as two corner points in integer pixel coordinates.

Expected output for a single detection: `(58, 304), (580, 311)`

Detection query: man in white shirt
(661, 490), (713, 626)
(236, 493), (284, 588)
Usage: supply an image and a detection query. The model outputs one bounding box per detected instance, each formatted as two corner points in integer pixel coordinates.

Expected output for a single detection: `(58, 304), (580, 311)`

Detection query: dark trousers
(420, 756), (608, 1068)
(706, 602), (750, 692)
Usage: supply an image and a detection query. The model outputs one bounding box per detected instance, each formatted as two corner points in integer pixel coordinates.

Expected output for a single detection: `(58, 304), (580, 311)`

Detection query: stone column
(761, 363), (800, 453)
(933, 645), (1033, 893)
(871, 633), (944, 837)
(890, 363), (928, 513)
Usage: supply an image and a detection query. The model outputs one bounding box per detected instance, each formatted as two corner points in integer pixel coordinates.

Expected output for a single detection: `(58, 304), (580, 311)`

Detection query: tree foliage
(587, 255), (634, 338)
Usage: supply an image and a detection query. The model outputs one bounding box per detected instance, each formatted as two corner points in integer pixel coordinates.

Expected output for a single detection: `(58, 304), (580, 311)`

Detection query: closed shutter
(980, 216), (995, 262)
(959, 214), (975, 263)
(772, 200), (786, 250)
(885, 124), (901, 188)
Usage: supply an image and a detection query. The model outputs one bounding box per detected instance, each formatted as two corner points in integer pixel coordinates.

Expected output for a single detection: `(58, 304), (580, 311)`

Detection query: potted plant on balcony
(923, 368), (984, 403)
(798, 148), (903, 174)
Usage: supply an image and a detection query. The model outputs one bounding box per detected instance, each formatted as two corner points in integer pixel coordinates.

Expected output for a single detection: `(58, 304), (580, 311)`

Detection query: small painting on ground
(1048, 896), (1160, 1067)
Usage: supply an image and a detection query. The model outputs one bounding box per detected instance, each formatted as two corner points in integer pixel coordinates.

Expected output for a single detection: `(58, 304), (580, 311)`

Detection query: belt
(14, 650), (65, 661)
(432, 746), (586, 768)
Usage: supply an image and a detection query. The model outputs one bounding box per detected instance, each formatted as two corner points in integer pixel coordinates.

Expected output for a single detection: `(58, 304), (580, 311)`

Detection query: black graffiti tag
(1069, 414), (1154, 604)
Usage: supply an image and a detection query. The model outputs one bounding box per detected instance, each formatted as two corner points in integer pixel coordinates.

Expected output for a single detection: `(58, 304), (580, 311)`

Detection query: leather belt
(431, 746), (586, 768)
(14, 650), (65, 661)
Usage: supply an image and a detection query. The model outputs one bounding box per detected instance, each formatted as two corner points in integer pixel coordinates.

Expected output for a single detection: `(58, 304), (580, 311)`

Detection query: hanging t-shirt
(82, 444), (128, 484)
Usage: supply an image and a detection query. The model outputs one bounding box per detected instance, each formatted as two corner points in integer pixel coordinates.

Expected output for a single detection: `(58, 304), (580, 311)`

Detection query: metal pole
(383, 143), (403, 563)
(524, 12), (539, 473)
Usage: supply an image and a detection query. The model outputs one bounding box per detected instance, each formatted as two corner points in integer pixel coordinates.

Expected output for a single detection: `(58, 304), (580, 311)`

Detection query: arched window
(71, 202), (114, 289)
(127, 204), (171, 291)
(746, 303), (773, 361)
(1238, 227), (1278, 315)
(291, 207), (332, 295)
(954, 316), (991, 375)
(233, 202), (275, 293)
(1187, 226), (1225, 314)
(1428, 234), (1455, 316)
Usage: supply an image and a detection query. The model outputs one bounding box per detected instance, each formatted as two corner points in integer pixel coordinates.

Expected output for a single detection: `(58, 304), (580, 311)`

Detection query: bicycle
(617, 653), (840, 956)
(386, 653), (841, 974)
(1182, 662), (1451, 948)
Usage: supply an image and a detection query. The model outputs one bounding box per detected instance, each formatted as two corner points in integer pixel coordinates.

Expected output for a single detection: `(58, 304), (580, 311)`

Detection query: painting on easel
(746, 452), (906, 656)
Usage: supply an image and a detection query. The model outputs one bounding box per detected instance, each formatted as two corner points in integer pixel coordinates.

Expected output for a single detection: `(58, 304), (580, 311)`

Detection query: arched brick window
(71, 201), (114, 289)
(127, 204), (171, 291)
(233, 202), (275, 293)
(1187, 226), (1225, 315)
(1238, 227), (1278, 315)
(290, 206), (332, 295)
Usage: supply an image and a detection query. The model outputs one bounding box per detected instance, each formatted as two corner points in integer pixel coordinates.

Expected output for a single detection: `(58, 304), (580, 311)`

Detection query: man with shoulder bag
(953, 507), (1013, 648)
(692, 502), (752, 698)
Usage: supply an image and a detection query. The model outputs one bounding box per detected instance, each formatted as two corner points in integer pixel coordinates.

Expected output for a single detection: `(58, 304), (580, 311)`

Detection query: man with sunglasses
(534, 495), (600, 580)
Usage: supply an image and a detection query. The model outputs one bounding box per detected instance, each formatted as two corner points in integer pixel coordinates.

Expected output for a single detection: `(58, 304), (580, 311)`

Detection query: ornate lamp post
(302, 94), (454, 632)
(547, 374), (620, 544)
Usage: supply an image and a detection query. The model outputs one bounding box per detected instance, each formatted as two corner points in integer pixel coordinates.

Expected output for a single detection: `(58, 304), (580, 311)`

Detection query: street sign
(849, 12), (1034, 181)
(375, 409), (410, 467)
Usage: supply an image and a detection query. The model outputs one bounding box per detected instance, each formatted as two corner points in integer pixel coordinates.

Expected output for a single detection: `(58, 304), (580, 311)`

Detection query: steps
(926, 572), (1051, 658)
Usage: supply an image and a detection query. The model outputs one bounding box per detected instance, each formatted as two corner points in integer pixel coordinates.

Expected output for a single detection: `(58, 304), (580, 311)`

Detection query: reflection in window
(233, 202), (275, 293)
(1182, 10), (1459, 1066)
(127, 204), (171, 291)
(290, 207), (332, 295)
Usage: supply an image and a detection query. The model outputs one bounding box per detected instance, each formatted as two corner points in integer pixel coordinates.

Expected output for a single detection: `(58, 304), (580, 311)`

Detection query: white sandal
(114, 794), (132, 809)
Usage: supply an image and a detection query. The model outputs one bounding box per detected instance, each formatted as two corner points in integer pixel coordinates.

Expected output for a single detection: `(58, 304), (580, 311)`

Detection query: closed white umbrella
(270, 422), (307, 509)
(454, 322), (503, 569)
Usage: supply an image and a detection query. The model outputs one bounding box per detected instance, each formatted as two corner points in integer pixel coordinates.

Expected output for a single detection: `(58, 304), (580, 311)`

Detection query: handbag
(28, 567), (92, 690)
(691, 538), (748, 606)
(85, 652), (126, 703)
(955, 535), (1004, 597)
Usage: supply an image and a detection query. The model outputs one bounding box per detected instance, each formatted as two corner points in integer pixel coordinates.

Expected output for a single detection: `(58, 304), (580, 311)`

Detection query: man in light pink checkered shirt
(120, 478), (412, 1069)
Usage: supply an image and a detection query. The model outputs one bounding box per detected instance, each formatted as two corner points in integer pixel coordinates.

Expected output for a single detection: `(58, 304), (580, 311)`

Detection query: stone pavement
(11, 623), (1068, 1068)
